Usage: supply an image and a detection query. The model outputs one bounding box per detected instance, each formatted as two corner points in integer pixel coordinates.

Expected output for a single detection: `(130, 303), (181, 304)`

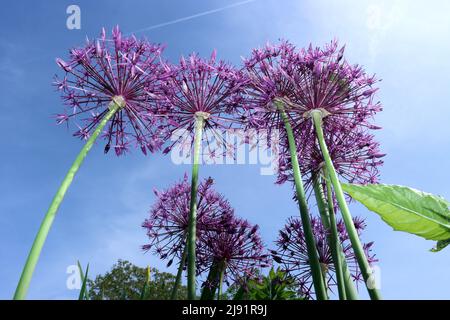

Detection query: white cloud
(366, 1), (405, 64)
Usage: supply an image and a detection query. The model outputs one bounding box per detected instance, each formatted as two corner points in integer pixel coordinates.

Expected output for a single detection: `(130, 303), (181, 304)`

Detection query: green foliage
(342, 183), (450, 251)
(87, 260), (188, 300)
(239, 268), (303, 300)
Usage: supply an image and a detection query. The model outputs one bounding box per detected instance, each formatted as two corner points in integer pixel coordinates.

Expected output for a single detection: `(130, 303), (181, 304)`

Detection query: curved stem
(187, 114), (205, 300)
(13, 100), (121, 300)
(170, 244), (188, 300)
(277, 102), (328, 300)
(324, 173), (359, 300)
(312, 173), (346, 300)
(311, 110), (382, 300)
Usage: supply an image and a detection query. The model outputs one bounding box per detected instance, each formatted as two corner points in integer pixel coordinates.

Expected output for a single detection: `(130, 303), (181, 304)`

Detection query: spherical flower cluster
(156, 52), (246, 156)
(240, 40), (384, 192)
(142, 174), (234, 267)
(54, 26), (166, 155)
(242, 40), (381, 135)
(197, 217), (270, 288)
(272, 216), (377, 299)
(241, 40), (298, 131)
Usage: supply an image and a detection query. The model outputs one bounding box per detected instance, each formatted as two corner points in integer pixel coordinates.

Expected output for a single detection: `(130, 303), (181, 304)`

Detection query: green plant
(244, 268), (302, 300)
(87, 260), (188, 300)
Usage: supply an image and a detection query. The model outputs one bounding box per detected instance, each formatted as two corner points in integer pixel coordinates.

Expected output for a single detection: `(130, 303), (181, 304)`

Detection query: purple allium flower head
(272, 216), (376, 299)
(241, 40), (382, 149)
(240, 41), (298, 136)
(197, 217), (270, 288)
(239, 40), (385, 193)
(142, 174), (234, 268)
(277, 127), (385, 188)
(157, 51), (246, 155)
(54, 26), (167, 156)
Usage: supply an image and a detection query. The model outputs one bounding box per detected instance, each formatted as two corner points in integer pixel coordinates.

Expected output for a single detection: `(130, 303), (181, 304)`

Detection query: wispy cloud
(130, 0), (258, 34)
(366, 1), (405, 64)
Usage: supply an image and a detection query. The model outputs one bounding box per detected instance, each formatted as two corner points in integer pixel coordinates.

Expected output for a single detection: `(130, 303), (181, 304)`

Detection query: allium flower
(142, 174), (234, 267)
(242, 40), (383, 300)
(241, 40), (382, 143)
(272, 216), (377, 299)
(197, 217), (270, 288)
(277, 127), (385, 187)
(54, 26), (166, 155)
(240, 40), (299, 133)
(156, 51), (246, 156)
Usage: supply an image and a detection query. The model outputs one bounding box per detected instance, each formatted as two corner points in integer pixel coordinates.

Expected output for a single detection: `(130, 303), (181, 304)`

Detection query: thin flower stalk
(217, 263), (226, 300)
(312, 173), (346, 299)
(14, 98), (123, 300)
(170, 243), (188, 300)
(324, 171), (359, 300)
(311, 109), (381, 300)
(187, 113), (205, 299)
(158, 52), (245, 298)
(272, 215), (375, 299)
(277, 100), (328, 300)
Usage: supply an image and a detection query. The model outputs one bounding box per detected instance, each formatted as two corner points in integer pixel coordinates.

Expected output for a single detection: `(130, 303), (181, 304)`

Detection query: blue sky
(1, 0), (450, 299)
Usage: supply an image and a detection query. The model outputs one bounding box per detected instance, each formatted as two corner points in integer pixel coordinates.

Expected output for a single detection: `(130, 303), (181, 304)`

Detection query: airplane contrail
(129, 0), (257, 34)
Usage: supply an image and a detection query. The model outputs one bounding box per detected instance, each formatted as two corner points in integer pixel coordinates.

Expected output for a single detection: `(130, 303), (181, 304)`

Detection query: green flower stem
(171, 243), (188, 300)
(200, 264), (218, 300)
(320, 263), (329, 299)
(276, 101), (328, 300)
(200, 260), (226, 300)
(217, 261), (226, 300)
(311, 110), (382, 300)
(312, 173), (346, 300)
(324, 173), (359, 300)
(13, 98), (123, 300)
(312, 173), (332, 230)
(187, 112), (206, 300)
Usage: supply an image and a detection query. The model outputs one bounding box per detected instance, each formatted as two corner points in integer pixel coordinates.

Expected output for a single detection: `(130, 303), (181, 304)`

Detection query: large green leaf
(341, 183), (450, 242)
